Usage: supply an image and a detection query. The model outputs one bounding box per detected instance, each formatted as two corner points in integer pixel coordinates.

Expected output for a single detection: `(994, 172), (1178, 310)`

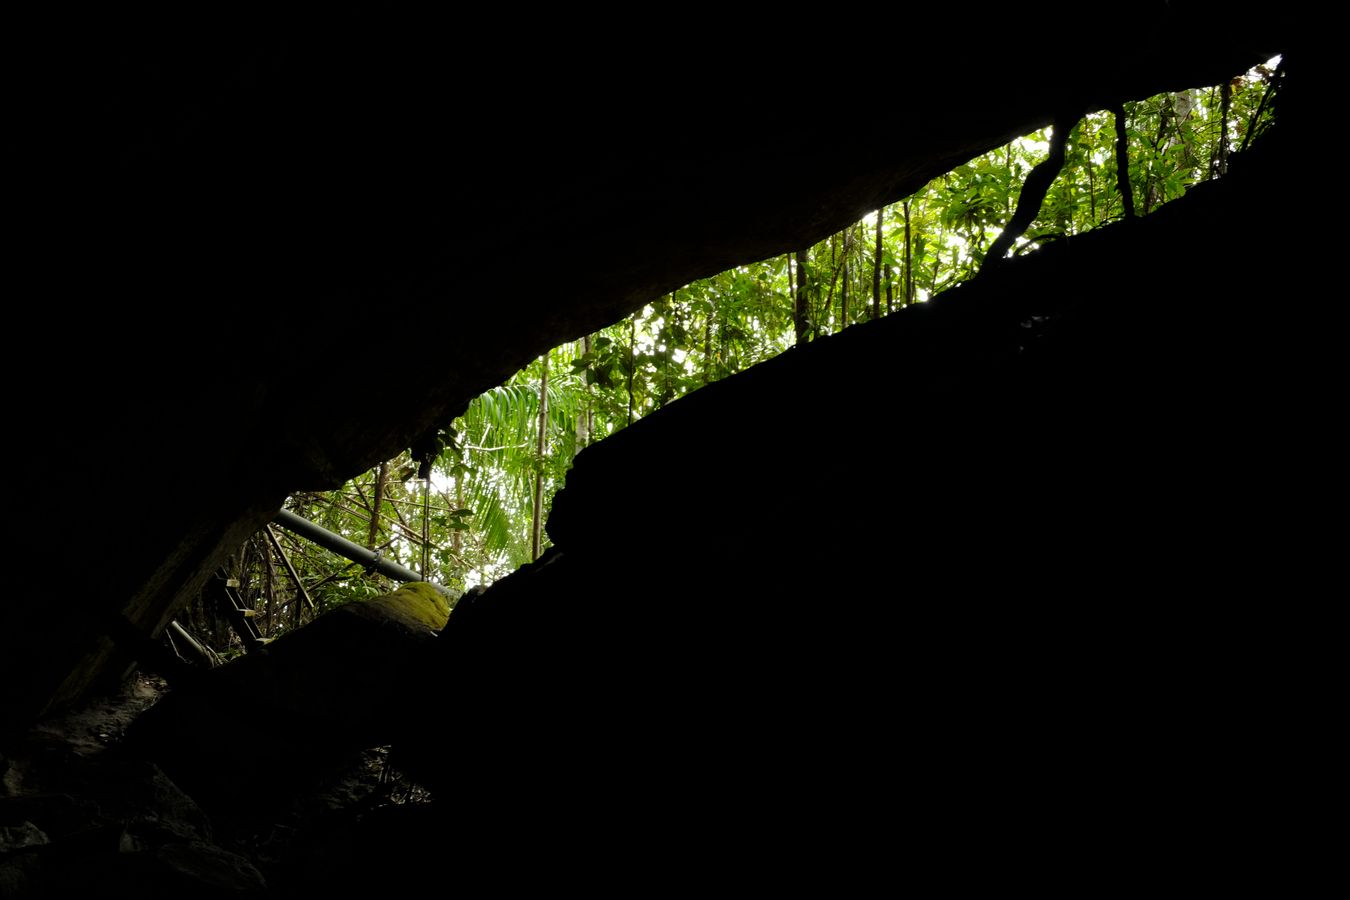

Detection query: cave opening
(2, 19), (1314, 894)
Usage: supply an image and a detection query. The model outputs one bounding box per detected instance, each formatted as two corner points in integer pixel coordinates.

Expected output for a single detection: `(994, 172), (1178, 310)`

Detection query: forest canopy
(191, 56), (1282, 644)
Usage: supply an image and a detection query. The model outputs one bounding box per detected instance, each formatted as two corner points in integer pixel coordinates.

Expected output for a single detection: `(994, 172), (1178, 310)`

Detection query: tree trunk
(823, 234), (840, 331)
(1239, 60), (1281, 155)
(929, 227), (944, 298)
(1144, 97), (1173, 215)
(1174, 89), (1196, 170)
(703, 308), (714, 385)
(794, 248), (810, 344)
(260, 535), (276, 636)
(368, 461), (388, 550)
(452, 474), (463, 558)
(626, 316), (637, 426)
(826, 233), (837, 331)
(532, 352), (549, 561)
(1113, 103), (1135, 219)
(1005, 144), (1014, 217)
(871, 207), (883, 320)
(420, 478), (430, 580)
(840, 238), (849, 331)
(1214, 80), (1231, 178)
(576, 335), (592, 453)
(903, 199), (913, 305)
(1085, 146), (1096, 224)
(660, 293), (674, 407)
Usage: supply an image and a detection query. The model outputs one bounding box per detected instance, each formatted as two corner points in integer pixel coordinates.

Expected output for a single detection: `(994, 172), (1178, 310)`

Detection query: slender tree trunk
(576, 336), (592, 453)
(854, 225), (863, 311)
(226, 545), (245, 645)
(1206, 86), (1219, 177)
(703, 309), (713, 385)
(823, 235), (842, 331)
(1112, 103), (1136, 219)
(660, 292), (675, 406)
(452, 474), (463, 558)
(626, 317), (636, 426)
(292, 563), (303, 628)
(584, 334), (595, 440)
(1144, 97), (1173, 215)
(719, 303), (730, 372)
(871, 207), (883, 320)
(1005, 144), (1014, 217)
(885, 273), (893, 314)
(1214, 80), (1231, 178)
(420, 478), (430, 580)
(368, 461), (387, 550)
(794, 248), (810, 344)
(929, 229), (944, 298)
(820, 234), (831, 333)
(531, 353), (549, 562)
(260, 536), (276, 636)
(1085, 150), (1096, 224)
(903, 199), (913, 305)
(1174, 89), (1195, 170)
(840, 238), (849, 331)
(1239, 60), (1282, 155)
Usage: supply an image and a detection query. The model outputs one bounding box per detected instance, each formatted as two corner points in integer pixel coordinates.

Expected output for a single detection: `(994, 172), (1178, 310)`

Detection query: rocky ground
(1, 671), (429, 898)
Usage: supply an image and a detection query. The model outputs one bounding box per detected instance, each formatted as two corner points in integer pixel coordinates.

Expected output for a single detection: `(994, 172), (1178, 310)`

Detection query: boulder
(126, 583), (449, 812)
(396, 116), (1320, 883)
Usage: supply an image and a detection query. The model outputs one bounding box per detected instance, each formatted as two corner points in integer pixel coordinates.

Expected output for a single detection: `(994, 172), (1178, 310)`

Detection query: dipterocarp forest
(235, 61), (1280, 625)
(2, 20), (1312, 897)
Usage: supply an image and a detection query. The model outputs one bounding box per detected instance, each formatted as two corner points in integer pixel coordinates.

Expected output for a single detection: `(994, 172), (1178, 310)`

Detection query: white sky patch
(1016, 134), (1051, 156)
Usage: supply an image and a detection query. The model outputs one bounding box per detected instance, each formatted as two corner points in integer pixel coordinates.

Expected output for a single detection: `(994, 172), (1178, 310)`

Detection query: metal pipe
(167, 620), (219, 668)
(271, 508), (457, 599)
(263, 524), (316, 611)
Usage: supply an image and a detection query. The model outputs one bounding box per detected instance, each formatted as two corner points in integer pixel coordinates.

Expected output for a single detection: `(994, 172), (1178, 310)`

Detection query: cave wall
(391, 110), (1322, 875)
(3, 9), (1291, 736)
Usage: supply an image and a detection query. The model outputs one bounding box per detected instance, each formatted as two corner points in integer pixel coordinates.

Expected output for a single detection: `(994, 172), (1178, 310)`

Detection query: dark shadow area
(3, 12), (1324, 894)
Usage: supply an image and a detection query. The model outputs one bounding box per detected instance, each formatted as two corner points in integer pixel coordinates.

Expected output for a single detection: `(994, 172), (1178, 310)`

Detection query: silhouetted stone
(397, 121), (1314, 883)
(1, 14), (1291, 734)
(125, 583), (448, 812)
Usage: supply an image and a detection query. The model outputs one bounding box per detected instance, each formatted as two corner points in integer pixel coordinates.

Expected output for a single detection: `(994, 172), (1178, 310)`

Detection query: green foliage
(273, 57), (1279, 592)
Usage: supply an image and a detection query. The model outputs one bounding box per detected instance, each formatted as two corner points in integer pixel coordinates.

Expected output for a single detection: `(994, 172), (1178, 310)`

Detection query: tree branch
(1239, 58), (1284, 154)
(980, 113), (1079, 275)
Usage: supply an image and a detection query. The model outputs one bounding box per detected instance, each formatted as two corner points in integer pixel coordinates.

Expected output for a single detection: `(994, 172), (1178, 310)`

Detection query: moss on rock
(362, 582), (451, 632)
